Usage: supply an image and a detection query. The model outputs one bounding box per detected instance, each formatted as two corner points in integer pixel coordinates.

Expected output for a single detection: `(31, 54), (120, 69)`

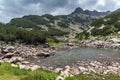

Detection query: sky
(0, 0), (120, 23)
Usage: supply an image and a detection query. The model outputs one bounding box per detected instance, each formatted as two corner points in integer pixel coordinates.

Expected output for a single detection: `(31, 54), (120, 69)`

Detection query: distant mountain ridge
(8, 7), (110, 28)
(68, 7), (110, 26)
(71, 7), (110, 18)
(7, 7), (111, 38)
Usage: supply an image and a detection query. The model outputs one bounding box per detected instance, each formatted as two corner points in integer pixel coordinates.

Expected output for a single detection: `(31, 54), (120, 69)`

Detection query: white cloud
(78, 0), (86, 4)
(96, 0), (105, 6)
(51, 8), (68, 15)
(23, 3), (42, 15)
(113, 0), (120, 6)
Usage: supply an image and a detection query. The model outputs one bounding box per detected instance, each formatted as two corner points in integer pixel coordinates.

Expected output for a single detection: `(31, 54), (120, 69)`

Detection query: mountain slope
(87, 11), (120, 36)
(7, 7), (110, 39)
(8, 7), (110, 28)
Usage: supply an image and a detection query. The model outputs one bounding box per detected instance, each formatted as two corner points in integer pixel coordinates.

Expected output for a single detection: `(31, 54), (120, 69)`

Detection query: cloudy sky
(0, 0), (120, 23)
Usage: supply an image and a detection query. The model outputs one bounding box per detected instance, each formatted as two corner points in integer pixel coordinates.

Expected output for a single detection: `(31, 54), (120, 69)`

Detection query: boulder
(79, 66), (88, 72)
(4, 53), (14, 58)
(60, 70), (70, 78)
(43, 43), (50, 48)
(65, 65), (71, 69)
(11, 64), (18, 67)
(30, 65), (40, 71)
(21, 61), (30, 64)
(7, 46), (15, 53)
(60, 66), (71, 78)
(3, 58), (10, 62)
(55, 68), (63, 73)
(1, 46), (15, 54)
(19, 64), (26, 69)
(36, 52), (50, 57)
(56, 76), (64, 80)
(10, 57), (24, 63)
(14, 51), (20, 55)
(110, 38), (120, 43)
(1, 47), (9, 54)
(67, 43), (75, 46)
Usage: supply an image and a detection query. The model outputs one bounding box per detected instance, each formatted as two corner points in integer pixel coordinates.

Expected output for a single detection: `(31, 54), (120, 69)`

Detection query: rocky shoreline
(55, 59), (120, 80)
(54, 36), (120, 79)
(0, 42), (80, 71)
(81, 36), (120, 49)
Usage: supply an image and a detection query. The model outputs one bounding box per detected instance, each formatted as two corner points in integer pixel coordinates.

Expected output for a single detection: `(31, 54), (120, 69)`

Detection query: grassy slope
(90, 12), (120, 36)
(0, 63), (58, 80)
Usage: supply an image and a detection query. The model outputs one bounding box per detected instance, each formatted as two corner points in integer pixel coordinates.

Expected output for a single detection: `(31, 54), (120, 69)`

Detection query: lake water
(31, 47), (120, 68)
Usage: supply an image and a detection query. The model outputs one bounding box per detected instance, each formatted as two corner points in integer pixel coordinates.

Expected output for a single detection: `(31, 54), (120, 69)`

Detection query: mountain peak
(71, 7), (110, 18)
(74, 7), (84, 13)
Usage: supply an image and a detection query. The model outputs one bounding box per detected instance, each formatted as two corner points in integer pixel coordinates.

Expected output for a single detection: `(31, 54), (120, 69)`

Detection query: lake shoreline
(36, 47), (120, 77)
(0, 41), (120, 77)
(0, 42), (82, 70)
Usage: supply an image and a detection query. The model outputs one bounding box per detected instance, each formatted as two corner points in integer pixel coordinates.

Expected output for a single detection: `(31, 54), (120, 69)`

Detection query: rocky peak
(71, 7), (110, 18)
(73, 7), (84, 14)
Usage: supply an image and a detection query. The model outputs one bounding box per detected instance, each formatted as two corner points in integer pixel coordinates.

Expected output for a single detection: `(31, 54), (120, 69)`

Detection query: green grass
(65, 73), (120, 80)
(21, 70), (58, 80)
(0, 63), (58, 80)
(0, 63), (28, 80)
(48, 42), (64, 47)
(0, 63), (120, 80)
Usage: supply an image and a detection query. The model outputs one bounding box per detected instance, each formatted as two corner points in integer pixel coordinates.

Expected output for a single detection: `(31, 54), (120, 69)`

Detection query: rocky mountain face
(68, 7), (110, 26)
(84, 10), (109, 17)
(71, 7), (110, 18)
(115, 8), (120, 12)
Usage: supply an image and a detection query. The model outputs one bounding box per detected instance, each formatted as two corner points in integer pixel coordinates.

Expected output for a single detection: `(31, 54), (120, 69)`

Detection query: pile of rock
(13, 45), (54, 59)
(55, 60), (120, 79)
(0, 44), (57, 71)
(0, 44), (57, 62)
(0, 46), (24, 63)
(11, 62), (40, 71)
(82, 40), (120, 49)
